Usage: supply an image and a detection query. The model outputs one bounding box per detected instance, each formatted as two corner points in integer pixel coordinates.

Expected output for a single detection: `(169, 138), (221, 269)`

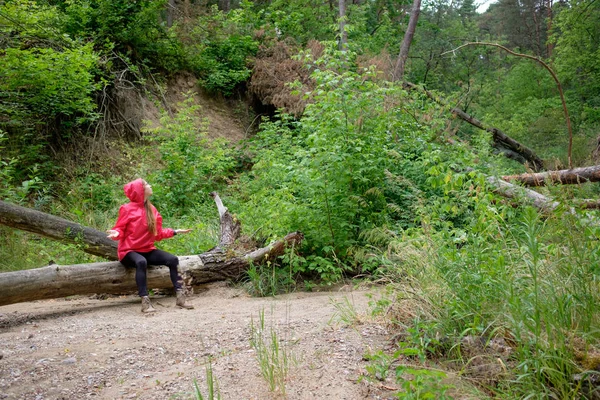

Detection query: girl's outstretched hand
(106, 229), (119, 239)
(175, 229), (192, 235)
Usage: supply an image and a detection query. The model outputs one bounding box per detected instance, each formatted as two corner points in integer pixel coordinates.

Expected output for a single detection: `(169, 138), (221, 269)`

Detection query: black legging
(121, 250), (182, 297)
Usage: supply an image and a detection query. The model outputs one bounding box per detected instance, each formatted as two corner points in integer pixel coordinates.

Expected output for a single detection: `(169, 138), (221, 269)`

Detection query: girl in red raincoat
(107, 178), (194, 313)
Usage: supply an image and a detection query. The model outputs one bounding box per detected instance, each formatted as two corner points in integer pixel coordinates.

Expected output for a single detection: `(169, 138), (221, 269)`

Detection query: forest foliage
(2, 0), (600, 397)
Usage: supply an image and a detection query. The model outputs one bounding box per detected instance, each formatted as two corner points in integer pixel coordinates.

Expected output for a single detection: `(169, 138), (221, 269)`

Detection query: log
(0, 192), (241, 260)
(488, 176), (600, 227)
(486, 176), (560, 212)
(0, 200), (118, 260)
(0, 192), (304, 306)
(0, 232), (304, 306)
(573, 199), (600, 210)
(403, 81), (545, 171)
(502, 165), (600, 187)
(452, 107), (545, 171)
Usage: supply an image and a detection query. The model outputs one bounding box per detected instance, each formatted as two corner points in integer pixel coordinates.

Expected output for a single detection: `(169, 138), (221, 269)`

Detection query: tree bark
(0, 232), (304, 307)
(546, 0), (553, 57)
(218, 0), (230, 12)
(0, 200), (118, 260)
(393, 0), (421, 81)
(502, 165), (600, 187)
(339, 0), (347, 50)
(166, 0), (176, 28)
(572, 199), (600, 210)
(210, 192), (240, 247)
(403, 81), (545, 171)
(486, 176), (559, 212)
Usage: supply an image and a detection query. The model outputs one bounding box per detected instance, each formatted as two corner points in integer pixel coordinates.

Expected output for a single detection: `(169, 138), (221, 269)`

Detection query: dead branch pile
(249, 39), (322, 117)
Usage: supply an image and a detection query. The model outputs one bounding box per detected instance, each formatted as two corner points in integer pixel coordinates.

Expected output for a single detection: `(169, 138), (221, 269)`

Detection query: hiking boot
(141, 296), (157, 313)
(176, 290), (194, 309)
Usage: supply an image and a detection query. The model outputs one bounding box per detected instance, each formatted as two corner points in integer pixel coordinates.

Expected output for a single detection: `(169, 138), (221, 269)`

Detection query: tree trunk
(453, 107), (544, 171)
(0, 193), (242, 261)
(0, 232), (304, 307)
(502, 165), (600, 187)
(0, 200), (118, 260)
(218, 0), (230, 12)
(0, 193), (304, 306)
(546, 0), (553, 57)
(403, 81), (545, 171)
(339, 0), (347, 50)
(486, 176), (559, 212)
(572, 199), (600, 210)
(393, 0), (421, 81)
(166, 0), (176, 28)
(210, 191), (240, 247)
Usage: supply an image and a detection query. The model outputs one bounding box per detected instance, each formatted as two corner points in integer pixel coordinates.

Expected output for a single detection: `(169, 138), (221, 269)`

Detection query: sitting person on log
(106, 178), (194, 313)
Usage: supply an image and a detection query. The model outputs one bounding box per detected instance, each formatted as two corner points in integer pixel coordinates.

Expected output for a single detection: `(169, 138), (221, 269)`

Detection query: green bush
(235, 46), (452, 281)
(0, 46), (99, 120)
(61, 0), (185, 73)
(262, 0), (336, 44)
(142, 96), (236, 214)
(183, 4), (259, 95)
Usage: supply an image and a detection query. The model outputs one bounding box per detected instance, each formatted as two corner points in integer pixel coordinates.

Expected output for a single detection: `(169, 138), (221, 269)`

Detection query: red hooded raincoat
(110, 179), (175, 260)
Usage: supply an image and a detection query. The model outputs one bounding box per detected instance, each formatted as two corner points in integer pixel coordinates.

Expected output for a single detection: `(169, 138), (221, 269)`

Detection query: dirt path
(0, 283), (393, 400)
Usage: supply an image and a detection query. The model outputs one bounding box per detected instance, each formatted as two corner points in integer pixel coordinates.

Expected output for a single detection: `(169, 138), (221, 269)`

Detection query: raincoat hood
(124, 179), (145, 204)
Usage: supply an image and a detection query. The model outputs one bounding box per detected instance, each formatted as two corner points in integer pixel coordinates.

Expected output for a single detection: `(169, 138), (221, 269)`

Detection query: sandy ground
(0, 283), (395, 400)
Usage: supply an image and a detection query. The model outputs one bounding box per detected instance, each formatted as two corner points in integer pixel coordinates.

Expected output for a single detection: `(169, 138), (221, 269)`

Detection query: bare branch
(442, 42), (573, 168)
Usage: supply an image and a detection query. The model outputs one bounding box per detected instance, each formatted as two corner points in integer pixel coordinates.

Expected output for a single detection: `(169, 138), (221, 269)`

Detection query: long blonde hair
(144, 200), (157, 235)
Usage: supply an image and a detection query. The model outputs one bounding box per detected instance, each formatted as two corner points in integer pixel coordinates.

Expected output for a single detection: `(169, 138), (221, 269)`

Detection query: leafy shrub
(0, 132), (18, 201)
(0, 0), (99, 123)
(0, 46), (99, 120)
(0, 1), (101, 184)
(142, 95), (236, 214)
(183, 4), (259, 95)
(61, 0), (185, 73)
(261, 0), (336, 44)
(235, 46), (449, 281)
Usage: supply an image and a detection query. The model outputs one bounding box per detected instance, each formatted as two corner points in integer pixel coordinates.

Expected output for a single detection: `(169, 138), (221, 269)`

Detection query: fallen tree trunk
(0, 232), (303, 306)
(0, 193), (304, 306)
(502, 165), (600, 187)
(403, 81), (545, 171)
(452, 107), (545, 171)
(0, 192), (244, 260)
(487, 176), (560, 212)
(0, 200), (118, 260)
(487, 176), (600, 231)
(572, 199), (600, 210)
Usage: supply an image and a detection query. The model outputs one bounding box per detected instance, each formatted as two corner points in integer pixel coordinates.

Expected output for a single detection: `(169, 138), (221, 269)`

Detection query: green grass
(375, 205), (600, 398)
(329, 295), (362, 326)
(193, 359), (221, 400)
(0, 227), (102, 272)
(249, 308), (295, 395)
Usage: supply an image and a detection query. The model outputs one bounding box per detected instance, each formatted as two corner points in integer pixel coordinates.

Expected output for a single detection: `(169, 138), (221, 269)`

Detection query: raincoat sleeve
(154, 212), (175, 241)
(110, 205), (130, 240)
